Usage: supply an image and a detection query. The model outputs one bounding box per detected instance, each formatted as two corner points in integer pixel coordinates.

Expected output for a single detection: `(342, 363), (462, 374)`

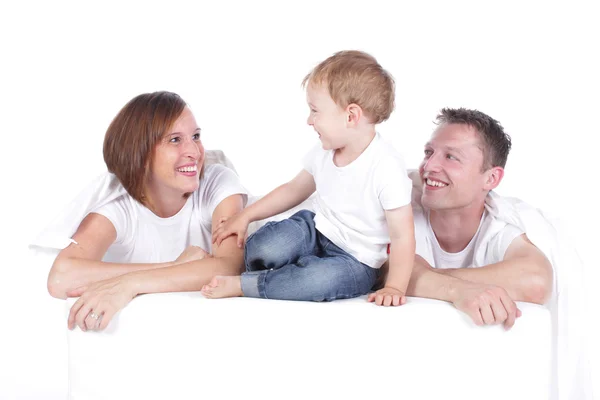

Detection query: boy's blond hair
(302, 50), (395, 124)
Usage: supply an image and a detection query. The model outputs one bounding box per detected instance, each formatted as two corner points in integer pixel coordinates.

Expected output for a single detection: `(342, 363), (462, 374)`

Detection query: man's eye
(446, 154), (457, 160)
(424, 149), (433, 156)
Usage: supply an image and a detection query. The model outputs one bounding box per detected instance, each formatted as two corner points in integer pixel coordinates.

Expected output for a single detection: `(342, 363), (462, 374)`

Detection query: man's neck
(429, 202), (486, 253)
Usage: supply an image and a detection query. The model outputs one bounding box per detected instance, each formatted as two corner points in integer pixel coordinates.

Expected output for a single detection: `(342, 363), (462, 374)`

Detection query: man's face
(419, 123), (492, 211)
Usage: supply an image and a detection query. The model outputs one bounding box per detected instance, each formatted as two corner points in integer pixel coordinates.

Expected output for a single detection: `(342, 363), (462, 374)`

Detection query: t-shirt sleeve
(302, 144), (322, 176)
(377, 155), (413, 210)
(90, 196), (133, 245)
(486, 224), (525, 263)
(201, 164), (249, 219)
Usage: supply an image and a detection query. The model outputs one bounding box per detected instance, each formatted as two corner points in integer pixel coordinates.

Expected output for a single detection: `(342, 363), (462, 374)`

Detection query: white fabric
(409, 170), (593, 400)
(416, 208), (524, 270)
(302, 133), (412, 268)
(92, 164), (247, 262)
(65, 293), (552, 400)
(30, 150), (246, 253)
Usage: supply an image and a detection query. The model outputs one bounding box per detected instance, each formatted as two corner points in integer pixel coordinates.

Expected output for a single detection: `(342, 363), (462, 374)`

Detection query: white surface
(1, 1), (598, 400)
(66, 293), (551, 400)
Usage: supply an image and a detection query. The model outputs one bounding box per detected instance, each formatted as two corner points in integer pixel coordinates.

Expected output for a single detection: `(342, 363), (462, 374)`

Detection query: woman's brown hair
(103, 91), (187, 204)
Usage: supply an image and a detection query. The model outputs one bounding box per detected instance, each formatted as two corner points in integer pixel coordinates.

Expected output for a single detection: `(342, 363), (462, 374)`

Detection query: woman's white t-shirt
(92, 164), (248, 263)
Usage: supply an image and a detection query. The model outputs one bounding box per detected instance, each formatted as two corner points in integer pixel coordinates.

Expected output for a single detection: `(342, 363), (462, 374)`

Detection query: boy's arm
(212, 170), (315, 246)
(243, 169), (316, 222)
(368, 204), (415, 306)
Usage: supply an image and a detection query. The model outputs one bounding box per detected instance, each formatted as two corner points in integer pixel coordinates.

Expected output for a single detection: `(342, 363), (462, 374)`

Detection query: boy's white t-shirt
(414, 207), (524, 269)
(303, 133), (412, 269)
(92, 164), (248, 264)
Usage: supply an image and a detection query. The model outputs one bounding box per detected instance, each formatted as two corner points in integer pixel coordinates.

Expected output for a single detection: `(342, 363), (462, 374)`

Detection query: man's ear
(346, 103), (362, 127)
(484, 166), (504, 190)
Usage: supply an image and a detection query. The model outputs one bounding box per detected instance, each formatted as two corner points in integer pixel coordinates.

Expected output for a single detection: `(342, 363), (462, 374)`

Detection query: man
(404, 108), (553, 329)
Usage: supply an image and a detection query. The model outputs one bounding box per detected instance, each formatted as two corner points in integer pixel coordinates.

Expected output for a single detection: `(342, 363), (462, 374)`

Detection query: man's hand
(451, 282), (522, 330)
(175, 246), (211, 264)
(212, 213), (250, 248)
(367, 286), (406, 307)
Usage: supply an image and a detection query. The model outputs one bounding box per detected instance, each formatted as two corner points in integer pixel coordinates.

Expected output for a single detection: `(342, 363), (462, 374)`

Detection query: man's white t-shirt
(414, 207), (524, 269)
(92, 164), (248, 264)
(303, 133), (412, 269)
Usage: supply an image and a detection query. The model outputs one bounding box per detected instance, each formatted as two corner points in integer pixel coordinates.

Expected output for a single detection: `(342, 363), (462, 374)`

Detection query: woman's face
(147, 107), (204, 198)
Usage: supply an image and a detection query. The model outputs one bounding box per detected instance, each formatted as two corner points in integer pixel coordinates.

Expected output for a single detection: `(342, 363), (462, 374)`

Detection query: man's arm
(406, 255), (522, 329)
(436, 234), (553, 304)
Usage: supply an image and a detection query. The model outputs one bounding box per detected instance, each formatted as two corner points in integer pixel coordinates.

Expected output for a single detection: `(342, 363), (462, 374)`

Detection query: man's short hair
(302, 50), (395, 124)
(436, 108), (512, 170)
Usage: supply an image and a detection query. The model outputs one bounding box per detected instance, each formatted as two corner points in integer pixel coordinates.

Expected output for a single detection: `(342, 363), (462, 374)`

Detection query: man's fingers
(480, 304), (495, 325)
(490, 299), (508, 325)
(499, 295), (517, 329)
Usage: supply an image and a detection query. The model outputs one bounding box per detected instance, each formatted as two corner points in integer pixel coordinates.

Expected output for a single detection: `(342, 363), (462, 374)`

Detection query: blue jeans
(241, 210), (378, 301)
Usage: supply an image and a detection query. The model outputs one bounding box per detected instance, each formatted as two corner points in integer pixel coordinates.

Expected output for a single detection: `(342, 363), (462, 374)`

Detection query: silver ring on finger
(89, 311), (100, 320)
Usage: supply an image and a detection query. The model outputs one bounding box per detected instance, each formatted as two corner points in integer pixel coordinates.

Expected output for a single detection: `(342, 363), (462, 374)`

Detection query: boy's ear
(483, 166), (504, 190)
(346, 103), (362, 126)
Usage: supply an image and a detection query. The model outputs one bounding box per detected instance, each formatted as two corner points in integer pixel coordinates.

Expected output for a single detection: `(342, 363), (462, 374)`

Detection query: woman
(47, 91), (247, 331)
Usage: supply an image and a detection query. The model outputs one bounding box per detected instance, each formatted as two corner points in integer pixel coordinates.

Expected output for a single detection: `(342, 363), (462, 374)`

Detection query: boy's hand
(367, 286), (406, 307)
(212, 213), (250, 248)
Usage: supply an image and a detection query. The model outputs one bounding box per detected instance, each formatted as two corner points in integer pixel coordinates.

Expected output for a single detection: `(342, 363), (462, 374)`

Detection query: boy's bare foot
(201, 276), (243, 299)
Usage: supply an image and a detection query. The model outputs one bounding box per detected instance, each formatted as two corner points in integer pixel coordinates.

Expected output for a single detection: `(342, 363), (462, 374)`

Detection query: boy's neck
(333, 128), (376, 167)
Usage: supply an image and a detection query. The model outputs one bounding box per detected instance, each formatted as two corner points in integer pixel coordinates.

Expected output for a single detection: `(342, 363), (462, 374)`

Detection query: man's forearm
(405, 258), (466, 303)
(438, 256), (552, 304)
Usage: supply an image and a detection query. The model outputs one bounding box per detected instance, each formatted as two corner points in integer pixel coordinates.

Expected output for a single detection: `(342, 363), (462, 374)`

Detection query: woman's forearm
(126, 255), (244, 296)
(48, 257), (175, 299)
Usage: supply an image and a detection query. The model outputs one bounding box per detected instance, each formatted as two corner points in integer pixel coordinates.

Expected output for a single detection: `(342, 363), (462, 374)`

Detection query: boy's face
(306, 83), (348, 150)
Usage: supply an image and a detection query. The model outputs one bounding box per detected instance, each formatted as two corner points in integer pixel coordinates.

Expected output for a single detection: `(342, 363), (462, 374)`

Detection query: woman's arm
(67, 194), (246, 331)
(48, 213), (176, 299)
(123, 194), (246, 295)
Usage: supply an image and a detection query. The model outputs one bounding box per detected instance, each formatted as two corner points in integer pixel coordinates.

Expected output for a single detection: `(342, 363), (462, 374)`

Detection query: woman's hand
(67, 275), (138, 332)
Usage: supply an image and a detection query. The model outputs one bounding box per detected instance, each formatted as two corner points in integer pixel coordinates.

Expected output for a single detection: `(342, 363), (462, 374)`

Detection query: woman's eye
(170, 137), (180, 143)
(192, 133), (201, 141)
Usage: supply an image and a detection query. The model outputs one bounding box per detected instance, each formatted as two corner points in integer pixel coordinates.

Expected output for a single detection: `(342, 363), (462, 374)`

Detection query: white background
(0, 1), (598, 399)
